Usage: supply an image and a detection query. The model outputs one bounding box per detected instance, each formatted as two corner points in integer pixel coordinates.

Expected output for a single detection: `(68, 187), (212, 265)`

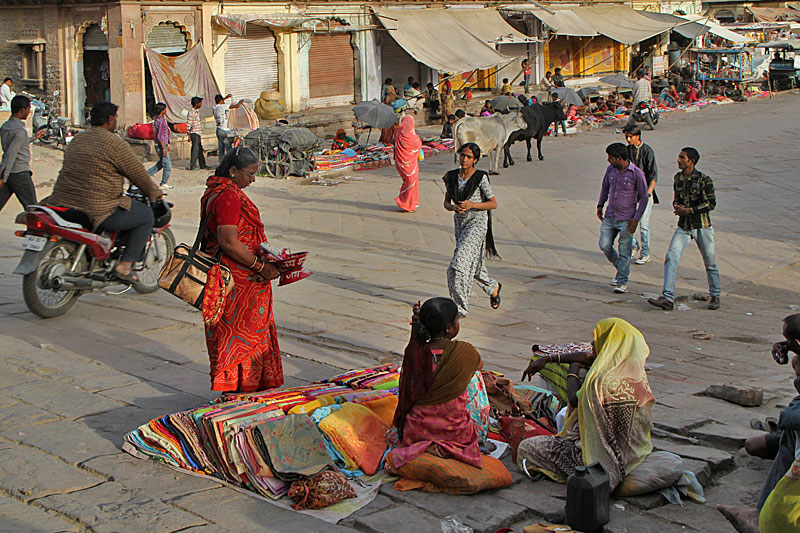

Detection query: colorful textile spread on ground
(123, 364), (402, 522)
(123, 362), (562, 521)
(313, 139), (455, 174)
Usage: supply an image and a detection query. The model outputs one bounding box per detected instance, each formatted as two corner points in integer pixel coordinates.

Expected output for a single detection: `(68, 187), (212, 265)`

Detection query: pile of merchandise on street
(123, 362), (562, 522)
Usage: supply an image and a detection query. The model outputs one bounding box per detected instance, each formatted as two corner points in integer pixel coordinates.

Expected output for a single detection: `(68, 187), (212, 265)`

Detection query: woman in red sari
(201, 147), (284, 392)
(394, 115), (422, 213)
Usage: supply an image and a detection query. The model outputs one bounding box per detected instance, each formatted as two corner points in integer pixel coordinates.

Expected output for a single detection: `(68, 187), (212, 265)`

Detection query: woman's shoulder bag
(157, 195), (234, 323)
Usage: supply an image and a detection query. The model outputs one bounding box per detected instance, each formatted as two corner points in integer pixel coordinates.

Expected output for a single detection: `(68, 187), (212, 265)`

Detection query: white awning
(447, 8), (539, 45)
(520, 7), (599, 37)
(509, 5), (678, 44)
(681, 15), (753, 43)
(374, 7), (518, 73)
(571, 7), (677, 45)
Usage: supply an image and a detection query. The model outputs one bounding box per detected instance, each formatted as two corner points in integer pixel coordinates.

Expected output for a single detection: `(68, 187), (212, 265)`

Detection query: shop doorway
(82, 24), (109, 123)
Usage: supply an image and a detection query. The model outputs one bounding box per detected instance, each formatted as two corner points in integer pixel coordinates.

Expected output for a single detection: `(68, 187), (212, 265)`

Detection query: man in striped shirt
(648, 147), (721, 311)
(146, 103), (172, 189)
(187, 96), (207, 171)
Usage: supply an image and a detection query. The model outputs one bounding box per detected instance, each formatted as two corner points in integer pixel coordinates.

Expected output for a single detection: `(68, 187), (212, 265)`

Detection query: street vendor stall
(694, 48), (754, 99)
(756, 40), (800, 90)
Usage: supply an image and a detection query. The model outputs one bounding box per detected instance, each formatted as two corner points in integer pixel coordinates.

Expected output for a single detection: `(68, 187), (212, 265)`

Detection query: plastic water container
(565, 461), (610, 533)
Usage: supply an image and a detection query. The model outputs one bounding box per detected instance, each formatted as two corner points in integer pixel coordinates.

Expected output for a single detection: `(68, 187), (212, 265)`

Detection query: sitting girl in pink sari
(385, 297), (509, 494)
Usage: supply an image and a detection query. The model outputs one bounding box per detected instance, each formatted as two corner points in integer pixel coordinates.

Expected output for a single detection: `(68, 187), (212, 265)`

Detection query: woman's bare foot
(716, 504), (759, 533)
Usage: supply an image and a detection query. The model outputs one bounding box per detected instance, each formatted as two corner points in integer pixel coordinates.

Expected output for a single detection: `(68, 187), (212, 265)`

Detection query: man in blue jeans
(597, 143), (648, 294)
(648, 147), (721, 311)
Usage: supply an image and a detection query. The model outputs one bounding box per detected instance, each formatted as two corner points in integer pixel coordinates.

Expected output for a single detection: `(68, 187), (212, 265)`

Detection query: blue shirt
(597, 162), (648, 221)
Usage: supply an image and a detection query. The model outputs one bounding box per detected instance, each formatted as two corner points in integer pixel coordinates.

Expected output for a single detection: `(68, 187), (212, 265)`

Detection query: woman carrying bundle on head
(385, 297), (510, 494)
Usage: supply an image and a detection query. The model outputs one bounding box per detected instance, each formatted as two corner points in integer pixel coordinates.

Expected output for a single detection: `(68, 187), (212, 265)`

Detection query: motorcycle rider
(627, 70), (655, 130)
(42, 101), (162, 283)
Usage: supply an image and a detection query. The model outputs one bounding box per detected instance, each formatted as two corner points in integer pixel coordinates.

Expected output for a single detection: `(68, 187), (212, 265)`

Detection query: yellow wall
(545, 35), (626, 78)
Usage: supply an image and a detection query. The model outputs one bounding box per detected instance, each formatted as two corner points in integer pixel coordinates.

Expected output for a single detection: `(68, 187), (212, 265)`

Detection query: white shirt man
(212, 94), (242, 159)
(0, 79), (16, 108)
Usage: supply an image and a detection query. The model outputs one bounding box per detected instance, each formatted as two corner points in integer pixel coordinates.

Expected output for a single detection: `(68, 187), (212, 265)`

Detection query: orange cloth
(317, 402), (389, 475)
(362, 395), (398, 427)
(386, 451), (512, 495)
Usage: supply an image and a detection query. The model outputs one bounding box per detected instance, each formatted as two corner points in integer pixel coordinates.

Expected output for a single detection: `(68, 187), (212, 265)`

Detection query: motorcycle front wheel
(132, 227), (175, 294)
(22, 241), (87, 318)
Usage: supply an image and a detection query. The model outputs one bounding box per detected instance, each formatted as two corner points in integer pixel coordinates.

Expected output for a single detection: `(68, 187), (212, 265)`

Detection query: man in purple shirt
(146, 103), (172, 190)
(596, 142), (649, 294)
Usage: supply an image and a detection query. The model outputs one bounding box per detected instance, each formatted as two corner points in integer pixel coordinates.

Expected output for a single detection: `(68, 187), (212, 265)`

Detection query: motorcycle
(13, 191), (175, 318)
(629, 101), (660, 130)
(29, 90), (74, 149)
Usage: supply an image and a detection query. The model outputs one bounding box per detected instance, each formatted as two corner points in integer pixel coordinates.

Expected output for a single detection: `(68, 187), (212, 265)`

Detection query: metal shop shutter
(381, 37), (421, 91)
(308, 33), (355, 107)
(224, 25), (279, 103)
(146, 23), (188, 54)
(499, 43), (533, 62)
(83, 24), (108, 51)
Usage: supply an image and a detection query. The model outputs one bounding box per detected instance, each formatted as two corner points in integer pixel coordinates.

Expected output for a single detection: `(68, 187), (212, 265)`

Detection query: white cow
(452, 112), (528, 175)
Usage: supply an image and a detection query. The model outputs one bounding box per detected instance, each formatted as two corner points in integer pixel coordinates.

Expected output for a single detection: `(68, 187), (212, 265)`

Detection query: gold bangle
(248, 256), (258, 269)
(567, 373), (580, 380)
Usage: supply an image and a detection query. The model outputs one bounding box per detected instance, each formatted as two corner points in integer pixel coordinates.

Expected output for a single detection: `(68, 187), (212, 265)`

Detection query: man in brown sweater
(44, 101), (162, 282)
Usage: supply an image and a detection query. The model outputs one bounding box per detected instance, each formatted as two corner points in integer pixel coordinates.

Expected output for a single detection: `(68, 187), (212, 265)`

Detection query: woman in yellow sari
(517, 318), (654, 490)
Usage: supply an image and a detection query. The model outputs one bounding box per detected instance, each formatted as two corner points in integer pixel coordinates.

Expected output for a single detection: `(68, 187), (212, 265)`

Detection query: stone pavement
(0, 94), (798, 532)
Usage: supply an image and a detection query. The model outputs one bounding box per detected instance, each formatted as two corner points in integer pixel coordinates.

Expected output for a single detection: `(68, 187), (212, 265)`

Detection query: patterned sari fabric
(202, 176), (283, 392)
(393, 115), (421, 212)
(517, 318), (655, 490)
(254, 413), (333, 481)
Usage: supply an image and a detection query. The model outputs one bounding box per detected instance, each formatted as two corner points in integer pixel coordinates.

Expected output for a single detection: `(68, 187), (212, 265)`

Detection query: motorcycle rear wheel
(22, 241), (87, 318)
(132, 227), (175, 294)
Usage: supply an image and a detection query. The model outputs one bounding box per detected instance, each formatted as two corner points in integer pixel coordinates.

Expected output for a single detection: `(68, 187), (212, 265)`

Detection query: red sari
(393, 115), (421, 212)
(201, 176), (283, 392)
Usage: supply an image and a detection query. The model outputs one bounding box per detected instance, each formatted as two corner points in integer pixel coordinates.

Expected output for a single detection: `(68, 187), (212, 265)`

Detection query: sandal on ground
(112, 269), (138, 284)
(491, 282), (502, 309)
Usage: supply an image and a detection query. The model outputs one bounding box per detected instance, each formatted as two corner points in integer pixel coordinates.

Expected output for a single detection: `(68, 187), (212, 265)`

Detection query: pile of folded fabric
(313, 146), (393, 174)
(123, 364), (404, 519)
(123, 362), (563, 520)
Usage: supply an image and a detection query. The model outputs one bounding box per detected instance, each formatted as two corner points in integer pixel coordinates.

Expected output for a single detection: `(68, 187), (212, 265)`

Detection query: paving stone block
(0, 441), (104, 503)
(170, 487), (353, 532)
(652, 439), (735, 474)
(3, 380), (122, 420)
(0, 401), (61, 429)
(688, 422), (764, 451)
(36, 481), (205, 533)
(353, 504), (443, 533)
(494, 480), (566, 523)
(0, 362), (42, 389)
(0, 493), (80, 532)
(646, 499), (729, 531)
(650, 404), (711, 435)
(380, 484), (528, 533)
(2, 419), (121, 465)
(81, 453), (222, 501)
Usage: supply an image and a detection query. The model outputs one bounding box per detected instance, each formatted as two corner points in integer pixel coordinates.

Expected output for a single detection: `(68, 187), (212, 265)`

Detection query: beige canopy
(374, 7), (534, 73)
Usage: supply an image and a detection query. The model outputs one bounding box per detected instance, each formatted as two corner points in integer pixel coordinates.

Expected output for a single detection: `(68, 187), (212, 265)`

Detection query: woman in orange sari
(200, 147), (284, 392)
(394, 115), (421, 212)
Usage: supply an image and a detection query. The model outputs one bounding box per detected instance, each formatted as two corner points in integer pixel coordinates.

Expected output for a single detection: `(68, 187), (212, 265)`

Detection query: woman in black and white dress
(442, 143), (501, 317)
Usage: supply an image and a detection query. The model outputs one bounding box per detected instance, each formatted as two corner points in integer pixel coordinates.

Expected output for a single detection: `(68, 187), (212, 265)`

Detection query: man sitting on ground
(718, 314), (800, 533)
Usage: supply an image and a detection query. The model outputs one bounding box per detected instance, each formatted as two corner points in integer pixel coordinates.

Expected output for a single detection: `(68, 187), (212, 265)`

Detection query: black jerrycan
(565, 461), (610, 532)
